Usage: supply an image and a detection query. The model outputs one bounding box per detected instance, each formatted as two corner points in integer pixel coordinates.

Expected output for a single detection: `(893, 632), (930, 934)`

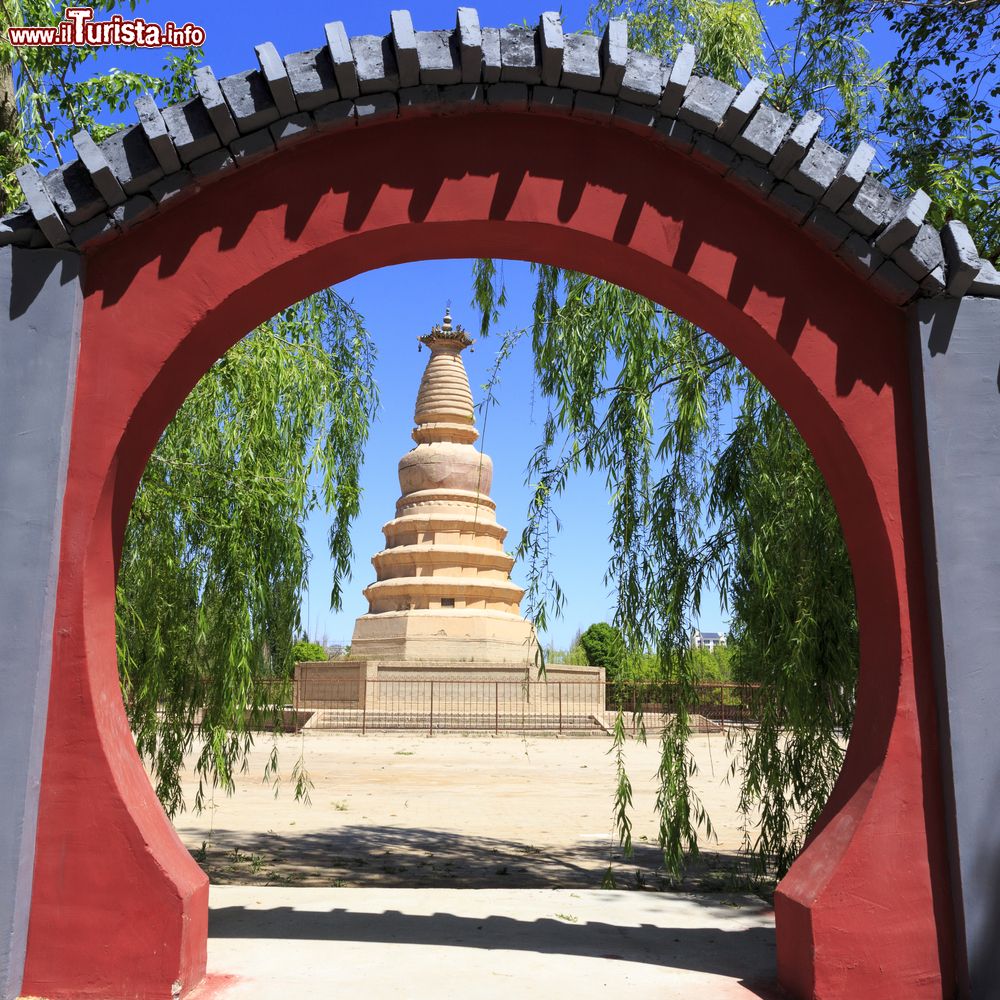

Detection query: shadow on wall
(87, 112), (894, 410)
(973, 765), (1000, 989)
(909, 296), (1000, 996)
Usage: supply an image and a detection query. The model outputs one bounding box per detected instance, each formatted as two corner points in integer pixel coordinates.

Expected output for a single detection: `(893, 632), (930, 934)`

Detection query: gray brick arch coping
(3, 7), (999, 305)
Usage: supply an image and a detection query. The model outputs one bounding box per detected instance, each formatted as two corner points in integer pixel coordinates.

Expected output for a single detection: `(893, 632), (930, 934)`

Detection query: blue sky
(44, 1), (903, 647)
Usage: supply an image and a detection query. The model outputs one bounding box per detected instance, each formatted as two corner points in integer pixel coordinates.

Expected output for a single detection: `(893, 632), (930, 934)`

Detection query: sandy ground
(172, 731), (765, 893)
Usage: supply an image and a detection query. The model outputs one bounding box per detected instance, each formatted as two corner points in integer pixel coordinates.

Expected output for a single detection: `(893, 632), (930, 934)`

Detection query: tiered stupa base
(343, 609), (602, 719)
(348, 602), (602, 710)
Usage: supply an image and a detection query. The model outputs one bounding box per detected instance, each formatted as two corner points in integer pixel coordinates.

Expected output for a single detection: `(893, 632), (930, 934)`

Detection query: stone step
(299, 709), (606, 732)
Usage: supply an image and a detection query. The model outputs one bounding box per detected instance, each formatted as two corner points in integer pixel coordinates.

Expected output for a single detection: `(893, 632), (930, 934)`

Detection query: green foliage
(1, 0), (202, 213)
(546, 628), (590, 665)
(579, 622), (625, 674)
(477, 260), (745, 874)
(690, 645), (733, 683)
(761, 0), (883, 146)
(476, 259), (849, 875)
(589, 0), (764, 87)
(118, 289), (378, 817)
(711, 384), (856, 875)
(789, 1), (1000, 260)
(544, 642), (590, 665)
(2, 1), (382, 817)
(552, 639), (733, 680)
(291, 638), (328, 663)
(472, 0), (992, 884)
(473, 0), (896, 879)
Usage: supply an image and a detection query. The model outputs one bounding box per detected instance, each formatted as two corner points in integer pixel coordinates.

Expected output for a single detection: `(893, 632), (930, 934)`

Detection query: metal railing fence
(609, 680), (765, 730)
(242, 678), (762, 735)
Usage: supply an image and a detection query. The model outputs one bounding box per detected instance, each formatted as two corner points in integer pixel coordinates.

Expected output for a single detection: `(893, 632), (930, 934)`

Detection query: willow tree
(2, 0), (379, 815)
(1, 0), (201, 211)
(475, 0), (995, 880)
(117, 292), (377, 815)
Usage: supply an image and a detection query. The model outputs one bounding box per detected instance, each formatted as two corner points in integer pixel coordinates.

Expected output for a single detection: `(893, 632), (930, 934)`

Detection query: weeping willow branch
(117, 287), (378, 817)
(472, 256), (857, 882)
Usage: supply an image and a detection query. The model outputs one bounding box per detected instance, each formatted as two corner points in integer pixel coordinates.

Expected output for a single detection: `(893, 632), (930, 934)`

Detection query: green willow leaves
(472, 0), (945, 879)
(496, 0), (993, 880)
(118, 290), (378, 816)
(712, 382), (856, 876)
(792, 1), (1000, 260)
(474, 258), (850, 879)
(502, 0), (992, 882)
(1, 0), (201, 213)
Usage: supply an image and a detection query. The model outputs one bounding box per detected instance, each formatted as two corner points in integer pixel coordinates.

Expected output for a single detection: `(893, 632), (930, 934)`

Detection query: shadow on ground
(208, 897), (779, 996)
(191, 823), (769, 896)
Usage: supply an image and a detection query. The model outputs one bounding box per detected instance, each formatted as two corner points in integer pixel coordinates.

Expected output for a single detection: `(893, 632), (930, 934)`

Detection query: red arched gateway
(3, 10), (998, 1000)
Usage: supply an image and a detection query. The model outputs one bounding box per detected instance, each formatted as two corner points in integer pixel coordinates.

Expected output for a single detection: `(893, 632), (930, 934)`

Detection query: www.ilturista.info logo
(7, 6), (205, 48)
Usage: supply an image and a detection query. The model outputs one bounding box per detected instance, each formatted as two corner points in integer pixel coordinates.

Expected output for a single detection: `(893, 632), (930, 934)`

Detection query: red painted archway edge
(22, 109), (954, 999)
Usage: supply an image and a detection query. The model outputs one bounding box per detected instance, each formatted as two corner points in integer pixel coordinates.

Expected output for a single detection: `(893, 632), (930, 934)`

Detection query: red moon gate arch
(2, 10), (998, 1000)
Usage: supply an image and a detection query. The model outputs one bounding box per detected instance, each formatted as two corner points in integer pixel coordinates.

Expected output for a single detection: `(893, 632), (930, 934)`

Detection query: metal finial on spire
(418, 306), (473, 351)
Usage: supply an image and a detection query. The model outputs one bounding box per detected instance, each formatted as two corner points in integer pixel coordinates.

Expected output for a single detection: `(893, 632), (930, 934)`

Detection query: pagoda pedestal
(351, 609), (539, 664)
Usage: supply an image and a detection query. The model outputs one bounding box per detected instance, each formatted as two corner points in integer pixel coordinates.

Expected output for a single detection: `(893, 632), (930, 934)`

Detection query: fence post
(429, 681), (434, 736)
(720, 683), (726, 730)
(495, 681), (499, 734)
(362, 679), (367, 735)
(558, 682), (563, 733)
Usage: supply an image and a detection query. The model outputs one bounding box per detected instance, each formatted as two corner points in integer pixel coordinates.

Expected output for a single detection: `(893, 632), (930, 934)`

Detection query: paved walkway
(192, 886), (780, 1000)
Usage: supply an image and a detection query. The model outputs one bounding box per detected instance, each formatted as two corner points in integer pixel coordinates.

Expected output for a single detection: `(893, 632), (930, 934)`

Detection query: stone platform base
(294, 659), (605, 717)
(350, 609), (540, 664)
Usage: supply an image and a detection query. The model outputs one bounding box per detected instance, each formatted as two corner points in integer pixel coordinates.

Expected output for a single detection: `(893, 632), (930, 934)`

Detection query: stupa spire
(417, 306), (473, 349)
(412, 308), (478, 446)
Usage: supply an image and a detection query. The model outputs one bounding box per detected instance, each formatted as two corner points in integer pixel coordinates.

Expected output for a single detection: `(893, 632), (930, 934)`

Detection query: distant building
(691, 629), (727, 653)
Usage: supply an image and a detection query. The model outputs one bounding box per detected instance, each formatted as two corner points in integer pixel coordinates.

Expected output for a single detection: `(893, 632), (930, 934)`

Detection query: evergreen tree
(579, 622), (625, 676)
